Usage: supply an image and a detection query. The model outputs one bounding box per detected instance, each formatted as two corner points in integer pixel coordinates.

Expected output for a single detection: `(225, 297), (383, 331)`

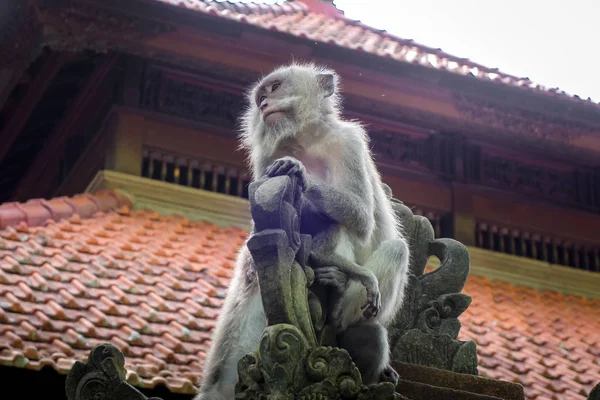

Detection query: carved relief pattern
(160, 75), (242, 125)
(454, 93), (598, 142)
(140, 66), (243, 127)
(481, 154), (576, 201)
(65, 343), (160, 400)
(369, 130), (432, 171)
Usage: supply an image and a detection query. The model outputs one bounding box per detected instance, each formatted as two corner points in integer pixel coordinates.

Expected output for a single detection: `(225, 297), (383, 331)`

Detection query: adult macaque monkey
(196, 64), (409, 400)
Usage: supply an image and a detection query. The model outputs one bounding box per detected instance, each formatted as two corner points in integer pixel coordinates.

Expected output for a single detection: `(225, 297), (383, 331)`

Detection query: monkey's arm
(265, 153), (374, 242)
(337, 239), (410, 330)
(303, 181), (372, 241)
(303, 144), (374, 242)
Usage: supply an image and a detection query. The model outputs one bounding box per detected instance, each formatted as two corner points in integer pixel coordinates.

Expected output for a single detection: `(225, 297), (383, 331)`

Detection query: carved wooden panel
(453, 93), (598, 142)
(370, 130), (433, 172)
(478, 153), (576, 203)
(140, 65), (244, 127)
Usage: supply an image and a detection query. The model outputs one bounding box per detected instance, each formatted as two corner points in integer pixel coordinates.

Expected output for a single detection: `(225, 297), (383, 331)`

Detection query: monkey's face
(248, 65), (339, 139)
(239, 64), (341, 174)
(255, 79), (290, 127)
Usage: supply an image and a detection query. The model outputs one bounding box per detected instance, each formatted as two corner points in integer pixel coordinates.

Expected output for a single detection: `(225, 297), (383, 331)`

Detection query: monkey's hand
(314, 266), (348, 293)
(359, 272), (381, 320)
(379, 365), (399, 386)
(264, 156), (308, 191)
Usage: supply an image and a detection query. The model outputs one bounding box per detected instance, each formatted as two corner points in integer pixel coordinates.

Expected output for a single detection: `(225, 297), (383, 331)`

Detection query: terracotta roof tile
(459, 275), (600, 399)
(155, 0), (600, 109)
(0, 193), (247, 393)
(0, 191), (599, 398)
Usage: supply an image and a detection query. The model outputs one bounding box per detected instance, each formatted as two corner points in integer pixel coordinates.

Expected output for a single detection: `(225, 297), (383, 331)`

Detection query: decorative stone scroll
(65, 343), (159, 400)
(388, 197), (478, 374)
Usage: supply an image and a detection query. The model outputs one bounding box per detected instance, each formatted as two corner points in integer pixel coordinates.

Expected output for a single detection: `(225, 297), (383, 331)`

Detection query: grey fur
(196, 63), (410, 399)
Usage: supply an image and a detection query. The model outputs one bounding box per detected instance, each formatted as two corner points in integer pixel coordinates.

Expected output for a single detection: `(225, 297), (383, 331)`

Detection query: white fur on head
(238, 62), (342, 179)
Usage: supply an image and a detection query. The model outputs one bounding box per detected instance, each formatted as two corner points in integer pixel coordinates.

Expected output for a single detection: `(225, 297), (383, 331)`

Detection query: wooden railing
(141, 147), (251, 198)
(476, 221), (600, 272)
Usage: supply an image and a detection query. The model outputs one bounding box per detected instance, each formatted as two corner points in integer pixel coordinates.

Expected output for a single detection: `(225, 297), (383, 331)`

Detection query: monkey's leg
(337, 321), (391, 385)
(337, 239), (409, 331)
(195, 278), (266, 400)
(310, 253), (381, 319)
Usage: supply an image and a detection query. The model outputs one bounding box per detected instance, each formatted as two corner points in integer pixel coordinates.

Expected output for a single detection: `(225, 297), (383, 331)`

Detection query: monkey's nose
(260, 102), (268, 111)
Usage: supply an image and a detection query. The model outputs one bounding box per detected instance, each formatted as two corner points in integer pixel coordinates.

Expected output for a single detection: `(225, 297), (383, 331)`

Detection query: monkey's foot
(379, 365), (400, 386)
(361, 284), (381, 319)
(265, 156), (308, 191)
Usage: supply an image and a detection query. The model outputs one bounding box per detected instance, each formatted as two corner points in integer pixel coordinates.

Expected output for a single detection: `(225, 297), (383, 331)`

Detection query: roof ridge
(0, 190), (133, 230)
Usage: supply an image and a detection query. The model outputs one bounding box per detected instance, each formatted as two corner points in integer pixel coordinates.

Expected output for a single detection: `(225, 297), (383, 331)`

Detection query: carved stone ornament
(65, 343), (160, 400)
(387, 197), (478, 374)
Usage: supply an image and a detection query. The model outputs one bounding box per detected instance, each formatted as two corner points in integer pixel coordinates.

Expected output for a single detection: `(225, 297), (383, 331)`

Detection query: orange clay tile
(1, 190), (599, 399)
(154, 0), (600, 108)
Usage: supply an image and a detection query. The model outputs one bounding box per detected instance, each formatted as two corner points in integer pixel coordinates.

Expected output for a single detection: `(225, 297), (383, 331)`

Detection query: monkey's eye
(271, 82), (280, 92)
(259, 95), (267, 104)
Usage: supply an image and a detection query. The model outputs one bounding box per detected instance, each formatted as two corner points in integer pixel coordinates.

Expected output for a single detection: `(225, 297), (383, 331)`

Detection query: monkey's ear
(317, 73), (336, 98)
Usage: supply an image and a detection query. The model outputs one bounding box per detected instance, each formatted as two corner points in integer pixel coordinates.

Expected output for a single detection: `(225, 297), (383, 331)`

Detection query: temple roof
(0, 191), (599, 399)
(155, 0), (600, 109)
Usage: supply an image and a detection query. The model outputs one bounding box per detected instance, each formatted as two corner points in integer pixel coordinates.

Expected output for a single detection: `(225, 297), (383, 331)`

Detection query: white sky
(334, 0), (600, 102)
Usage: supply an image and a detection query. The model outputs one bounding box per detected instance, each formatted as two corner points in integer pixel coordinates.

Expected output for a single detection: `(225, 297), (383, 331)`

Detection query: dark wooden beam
(54, 111), (118, 197)
(0, 52), (69, 163)
(11, 53), (119, 201)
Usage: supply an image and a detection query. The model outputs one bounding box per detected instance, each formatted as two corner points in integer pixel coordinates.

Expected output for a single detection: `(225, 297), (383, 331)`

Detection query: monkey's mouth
(263, 110), (286, 125)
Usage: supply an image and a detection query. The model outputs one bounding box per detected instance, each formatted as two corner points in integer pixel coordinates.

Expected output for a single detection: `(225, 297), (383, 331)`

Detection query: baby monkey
(196, 63), (409, 400)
